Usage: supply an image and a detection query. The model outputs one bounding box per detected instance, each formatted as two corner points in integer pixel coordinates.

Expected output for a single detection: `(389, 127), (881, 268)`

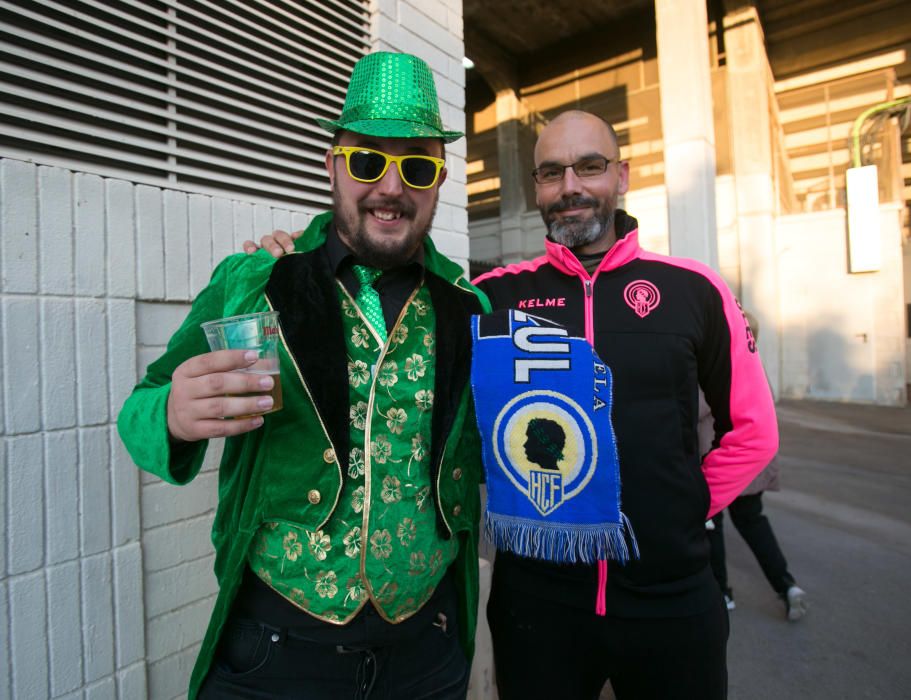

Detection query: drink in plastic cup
(201, 311), (283, 416)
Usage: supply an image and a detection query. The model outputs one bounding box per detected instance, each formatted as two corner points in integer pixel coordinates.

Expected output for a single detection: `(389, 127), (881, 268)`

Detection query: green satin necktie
(352, 264), (387, 342)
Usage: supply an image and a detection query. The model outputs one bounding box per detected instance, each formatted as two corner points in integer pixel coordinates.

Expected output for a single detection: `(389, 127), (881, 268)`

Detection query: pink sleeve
(701, 282), (779, 517)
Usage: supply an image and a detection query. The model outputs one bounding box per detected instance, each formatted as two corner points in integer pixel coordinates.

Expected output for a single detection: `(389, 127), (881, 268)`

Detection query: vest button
(452, 467), (462, 481)
(308, 489), (321, 505)
(322, 448), (335, 463)
(452, 504), (462, 517)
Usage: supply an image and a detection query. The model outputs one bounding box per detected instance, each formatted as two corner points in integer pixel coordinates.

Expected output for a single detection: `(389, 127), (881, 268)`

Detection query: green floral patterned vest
(247, 279), (458, 623)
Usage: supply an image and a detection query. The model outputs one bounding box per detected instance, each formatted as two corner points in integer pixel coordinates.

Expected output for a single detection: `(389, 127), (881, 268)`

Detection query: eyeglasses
(332, 146), (445, 189)
(531, 156), (616, 185)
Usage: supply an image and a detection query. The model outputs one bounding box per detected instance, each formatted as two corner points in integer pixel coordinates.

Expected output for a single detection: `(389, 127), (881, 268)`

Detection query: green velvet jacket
(117, 212), (490, 699)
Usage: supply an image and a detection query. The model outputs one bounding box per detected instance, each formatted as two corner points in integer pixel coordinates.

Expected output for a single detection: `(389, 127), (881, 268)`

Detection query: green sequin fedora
(316, 52), (463, 144)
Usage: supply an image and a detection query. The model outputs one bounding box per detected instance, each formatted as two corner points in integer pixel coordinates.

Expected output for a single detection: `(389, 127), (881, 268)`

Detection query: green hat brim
(316, 117), (463, 144)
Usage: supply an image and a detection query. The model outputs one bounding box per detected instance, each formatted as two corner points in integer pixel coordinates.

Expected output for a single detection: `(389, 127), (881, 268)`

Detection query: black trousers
(487, 577), (729, 700)
(198, 571), (469, 700)
(709, 492), (795, 596)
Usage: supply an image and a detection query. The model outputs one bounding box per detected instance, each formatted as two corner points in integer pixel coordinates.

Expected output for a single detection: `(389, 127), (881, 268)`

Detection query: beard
(541, 193), (617, 249)
(332, 190), (437, 269)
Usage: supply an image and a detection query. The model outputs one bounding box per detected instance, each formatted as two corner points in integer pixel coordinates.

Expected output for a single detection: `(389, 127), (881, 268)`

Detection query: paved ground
(600, 398), (911, 700)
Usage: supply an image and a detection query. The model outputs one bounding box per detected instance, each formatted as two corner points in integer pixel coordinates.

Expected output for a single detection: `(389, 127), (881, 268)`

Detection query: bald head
(533, 110), (629, 254)
(535, 111), (619, 163)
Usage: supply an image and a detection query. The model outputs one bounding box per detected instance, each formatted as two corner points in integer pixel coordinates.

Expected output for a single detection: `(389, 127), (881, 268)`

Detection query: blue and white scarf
(471, 309), (637, 564)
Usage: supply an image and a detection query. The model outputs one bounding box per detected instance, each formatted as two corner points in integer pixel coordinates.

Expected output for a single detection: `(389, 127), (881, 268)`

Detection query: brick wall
(0, 4), (472, 698)
(0, 159), (316, 699)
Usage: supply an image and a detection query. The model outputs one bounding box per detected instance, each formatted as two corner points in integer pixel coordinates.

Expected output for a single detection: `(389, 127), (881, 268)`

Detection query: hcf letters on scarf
(471, 309), (637, 565)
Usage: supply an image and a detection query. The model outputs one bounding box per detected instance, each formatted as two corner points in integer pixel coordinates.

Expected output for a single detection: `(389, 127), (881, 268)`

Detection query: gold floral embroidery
(307, 529), (331, 561)
(404, 354), (427, 380)
(343, 527), (361, 557)
(351, 324), (372, 348)
(369, 529), (392, 559)
(351, 485), (365, 513)
(349, 401), (368, 430)
(282, 530), (303, 561)
(314, 571), (338, 598)
(344, 576), (367, 605)
(397, 518), (417, 546)
(371, 434), (393, 463)
(414, 389), (434, 412)
(381, 475), (402, 504)
(384, 407), (408, 434)
(390, 325), (409, 345)
(408, 551), (427, 575)
(348, 447), (365, 478)
(377, 360), (398, 388)
(348, 359), (370, 387)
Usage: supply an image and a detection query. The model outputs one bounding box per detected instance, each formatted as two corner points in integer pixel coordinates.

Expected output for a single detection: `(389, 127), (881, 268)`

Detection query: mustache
(360, 197), (416, 218)
(545, 196), (600, 216)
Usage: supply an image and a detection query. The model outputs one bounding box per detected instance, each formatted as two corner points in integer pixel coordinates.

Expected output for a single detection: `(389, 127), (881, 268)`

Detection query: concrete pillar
(655, 0), (719, 269)
(723, 1), (782, 396)
(496, 89), (528, 264)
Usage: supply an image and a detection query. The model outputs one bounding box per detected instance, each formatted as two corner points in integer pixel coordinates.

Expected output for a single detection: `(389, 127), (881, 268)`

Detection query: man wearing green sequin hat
(118, 51), (489, 699)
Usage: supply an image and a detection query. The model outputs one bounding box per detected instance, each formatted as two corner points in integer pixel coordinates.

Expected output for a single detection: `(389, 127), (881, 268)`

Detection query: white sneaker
(705, 519), (715, 531)
(786, 586), (808, 621)
(725, 593), (736, 611)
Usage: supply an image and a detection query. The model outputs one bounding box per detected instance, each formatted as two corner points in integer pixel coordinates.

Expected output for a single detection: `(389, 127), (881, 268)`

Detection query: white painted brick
(447, 9), (462, 39)
(1, 159), (38, 294)
(232, 201), (254, 253)
(147, 644), (199, 700)
(80, 426), (111, 556)
(110, 429), (140, 547)
(81, 553), (115, 683)
(47, 560), (84, 696)
(141, 470), (217, 530)
(45, 430), (79, 565)
(75, 298), (110, 426)
(447, 153), (467, 185)
(146, 596), (213, 663)
(10, 571), (49, 699)
(164, 190), (190, 302)
(373, 0), (396, 19)
(253, 203), (272, 247)
(41, 298), (77, 430)
(55, 692), (84, 700)
(106, 179), (136, 298)
(75, 173), (106, 297)
(2, 297), (41, 434)
(446, 137), (466, 160)
(145, 554), (216, 618)
(137, 346), (163, 381)
(290, 210), (311, 233)
(142, 513), (214, 573)
(188, 195), (214, 298)
(0, 446), (5, 577)
(136, 301), (191, 347)
(117, 662), (147, 699)
(211, 198), (234, 268)
(136, 185), (165, 300)
(0, 581), (9, 700)
(108, 299), (137, 423)
(452, 200), (469, 234)
(112, 543), (145, 667)
(6, 434), (44, 574)
(271, 207), (291, 233)
(437, 74), (465, 110)
(38, 166), (75, 295)
(0, 302), (3, 437)
(84, 677), (115, 700)
(400, 6), (461, 59)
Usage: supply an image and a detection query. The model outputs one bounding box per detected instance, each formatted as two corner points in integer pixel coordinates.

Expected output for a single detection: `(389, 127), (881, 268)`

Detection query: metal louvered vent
(0, 0), (370, 208)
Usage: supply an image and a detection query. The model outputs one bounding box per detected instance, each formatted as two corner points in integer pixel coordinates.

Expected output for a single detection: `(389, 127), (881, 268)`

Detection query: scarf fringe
(485, 510), (638, 565)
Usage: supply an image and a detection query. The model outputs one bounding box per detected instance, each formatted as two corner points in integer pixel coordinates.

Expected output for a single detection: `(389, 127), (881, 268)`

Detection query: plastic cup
(200, 311), (282, 416)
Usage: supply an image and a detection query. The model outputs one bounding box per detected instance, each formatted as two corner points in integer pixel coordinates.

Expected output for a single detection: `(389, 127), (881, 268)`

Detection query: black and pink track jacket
(473, 211), (778, 617)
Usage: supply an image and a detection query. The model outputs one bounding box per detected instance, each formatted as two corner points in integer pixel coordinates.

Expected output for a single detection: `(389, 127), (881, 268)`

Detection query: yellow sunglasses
(332, 146), (445, 190)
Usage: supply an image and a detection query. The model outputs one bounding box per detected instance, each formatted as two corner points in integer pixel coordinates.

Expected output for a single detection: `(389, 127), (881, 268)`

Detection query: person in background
(704, 312), (808, 621)
(119, 52), (488, 700)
